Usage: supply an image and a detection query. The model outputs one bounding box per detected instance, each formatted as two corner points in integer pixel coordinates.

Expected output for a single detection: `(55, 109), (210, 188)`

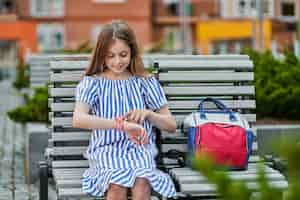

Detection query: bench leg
(39, 161), (48, 200)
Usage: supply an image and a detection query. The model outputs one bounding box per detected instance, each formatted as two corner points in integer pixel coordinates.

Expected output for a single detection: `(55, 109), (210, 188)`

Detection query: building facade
(0, 0), (152, 62)
(153, 0), (300, 55)
(1, 0), (300, 62)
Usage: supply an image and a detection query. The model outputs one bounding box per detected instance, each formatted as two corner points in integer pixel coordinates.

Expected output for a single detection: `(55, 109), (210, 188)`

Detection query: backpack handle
(198, 97), (237, 121)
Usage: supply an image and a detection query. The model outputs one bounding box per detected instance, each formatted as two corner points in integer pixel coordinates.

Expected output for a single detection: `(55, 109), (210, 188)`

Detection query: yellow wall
(196, 19), (272, 54)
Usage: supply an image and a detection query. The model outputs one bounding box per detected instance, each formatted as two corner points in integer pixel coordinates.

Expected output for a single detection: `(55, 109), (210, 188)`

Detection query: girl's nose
(115, 56), (121, 65)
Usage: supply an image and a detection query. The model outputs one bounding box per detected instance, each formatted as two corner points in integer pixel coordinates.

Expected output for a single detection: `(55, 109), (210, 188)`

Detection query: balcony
(0, 0), (17, 21)
(152, 0), (220, 25)
(30, 0), (64, 18)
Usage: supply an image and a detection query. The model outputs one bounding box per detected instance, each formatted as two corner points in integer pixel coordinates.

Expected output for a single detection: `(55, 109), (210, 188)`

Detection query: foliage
(274, 137), (300, 200)
(192, 137), (300, 200)
(244, 48), (300, 119)
(7, 86), (49, 123)
(13, 62), (29, 90)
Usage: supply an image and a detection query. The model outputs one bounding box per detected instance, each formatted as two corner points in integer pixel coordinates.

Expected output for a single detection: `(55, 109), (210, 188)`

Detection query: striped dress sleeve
(142, 76), (168, 111)
(75, 76), (98, 107)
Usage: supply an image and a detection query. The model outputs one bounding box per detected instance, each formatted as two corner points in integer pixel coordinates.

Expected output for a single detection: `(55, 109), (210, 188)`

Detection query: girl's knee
(107, 183), (127, 199)
(135, 178), (150, 187)
(132, 178), (151, 198)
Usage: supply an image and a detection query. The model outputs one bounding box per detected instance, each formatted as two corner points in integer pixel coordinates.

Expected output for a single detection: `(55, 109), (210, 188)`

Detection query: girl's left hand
(126, 109), (151, 124)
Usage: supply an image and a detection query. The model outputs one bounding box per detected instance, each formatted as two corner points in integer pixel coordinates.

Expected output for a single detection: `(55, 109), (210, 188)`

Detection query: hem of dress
(83, 174), (177, 198)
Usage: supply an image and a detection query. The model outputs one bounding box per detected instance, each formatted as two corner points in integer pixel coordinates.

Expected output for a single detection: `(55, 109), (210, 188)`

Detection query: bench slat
(159, 72), (254, 82)
(52, 160), (88, 168)
(50, 57), (152, 71)
(53, 168), (282, 187)
(52, 132), (91, 141)
(50, 60), (89, 70)
(50, 71), (254, 83)
(51, 156), (262, 170)
(51, 99), (256, 112)
(50, 72), (83, 83)
(54, 171), (283, 184)
(51, 114), (256, 127)
(57, 187), (159, 199)
(164, 86), (255, 96)
(50, 85), (255, 97)
(179, 181), (288, 195)
(153, 55), (250, 60)
(52, 163), (276, 178)
(50, 144), (189, 156)
(49, 142), (259, 157)
(158, 60), (253, 70)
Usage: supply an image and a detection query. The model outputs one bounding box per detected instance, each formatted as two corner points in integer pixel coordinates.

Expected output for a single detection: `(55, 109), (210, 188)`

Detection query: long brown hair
(85, 20), (149, 77)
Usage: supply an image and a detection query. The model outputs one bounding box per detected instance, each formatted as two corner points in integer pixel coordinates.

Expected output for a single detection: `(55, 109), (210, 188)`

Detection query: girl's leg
(131, 177), (151, 200)
(106, 183), (127, 200)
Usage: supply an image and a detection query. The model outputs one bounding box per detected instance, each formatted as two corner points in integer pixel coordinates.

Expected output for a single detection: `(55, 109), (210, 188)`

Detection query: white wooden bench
(40, 54), (288, 200)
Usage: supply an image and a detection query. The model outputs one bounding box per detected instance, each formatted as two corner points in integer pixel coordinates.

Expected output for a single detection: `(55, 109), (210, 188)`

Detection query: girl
(73, 20), (176, 200)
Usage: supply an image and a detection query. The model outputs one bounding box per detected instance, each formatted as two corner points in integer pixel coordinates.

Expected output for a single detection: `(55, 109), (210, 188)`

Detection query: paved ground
(0, 80), (39, 200)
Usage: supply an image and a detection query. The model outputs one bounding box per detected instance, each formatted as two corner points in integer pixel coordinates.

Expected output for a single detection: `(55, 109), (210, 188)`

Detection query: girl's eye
(121, 52), (128, 57)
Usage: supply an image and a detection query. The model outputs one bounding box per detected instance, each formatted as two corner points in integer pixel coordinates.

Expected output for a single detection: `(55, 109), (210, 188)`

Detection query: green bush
(7, 86), (49, 123)
(193, 137), (300, 200)
(244, 49), (300, 120)
(13, 63), (29, 90)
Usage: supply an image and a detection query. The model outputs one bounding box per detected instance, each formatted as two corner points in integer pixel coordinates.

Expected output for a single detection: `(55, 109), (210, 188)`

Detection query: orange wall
(0, 21), (37, 61)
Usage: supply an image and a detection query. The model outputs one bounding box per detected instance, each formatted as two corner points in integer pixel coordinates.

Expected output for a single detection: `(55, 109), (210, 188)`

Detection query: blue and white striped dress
(75, 75), (176, 198)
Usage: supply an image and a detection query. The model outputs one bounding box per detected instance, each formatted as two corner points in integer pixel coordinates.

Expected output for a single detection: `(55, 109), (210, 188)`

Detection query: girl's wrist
(115, 116), (125, 131)
(146, 109), (153, 120)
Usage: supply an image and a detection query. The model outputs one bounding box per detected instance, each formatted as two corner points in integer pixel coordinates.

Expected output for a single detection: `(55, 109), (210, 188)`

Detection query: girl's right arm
(73, 102), (118, 130)
(73, 102), (147, 144)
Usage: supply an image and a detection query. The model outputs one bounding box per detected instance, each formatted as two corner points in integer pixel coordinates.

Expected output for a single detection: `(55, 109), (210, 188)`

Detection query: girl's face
(104, 38), (131, 76)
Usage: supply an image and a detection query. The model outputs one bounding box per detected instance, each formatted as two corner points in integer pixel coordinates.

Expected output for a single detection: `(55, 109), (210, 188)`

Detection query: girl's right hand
(123, 121), (148, 145)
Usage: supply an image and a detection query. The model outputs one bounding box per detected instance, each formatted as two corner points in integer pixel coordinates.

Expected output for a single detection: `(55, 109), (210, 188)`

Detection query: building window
(234, 0), (255, 17)
(0, 40), (17, 69)
(0, 0), (15, 14)
(262, 0), (274, 17)
(233, 0), (273, 18)
(37, 24), (64, 52)
(281, 2), (295, 17)
(30, 0), (64, 17)
(93, 0), (126, 3)
(163, 27), (181, 53)
(163, 0), (179, 15)
(91, 25), (102, 44)
(212, 39), (251, 54)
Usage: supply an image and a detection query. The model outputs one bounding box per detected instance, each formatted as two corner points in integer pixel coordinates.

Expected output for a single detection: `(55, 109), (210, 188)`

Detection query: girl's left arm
(148, 106), (177, 133)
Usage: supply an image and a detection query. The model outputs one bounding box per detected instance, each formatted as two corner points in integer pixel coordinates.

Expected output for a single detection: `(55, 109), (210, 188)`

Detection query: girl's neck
(101, 69), (132, 80)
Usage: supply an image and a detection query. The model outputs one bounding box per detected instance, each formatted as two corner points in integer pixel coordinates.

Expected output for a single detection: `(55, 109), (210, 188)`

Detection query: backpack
(184, 97), (254, 170)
